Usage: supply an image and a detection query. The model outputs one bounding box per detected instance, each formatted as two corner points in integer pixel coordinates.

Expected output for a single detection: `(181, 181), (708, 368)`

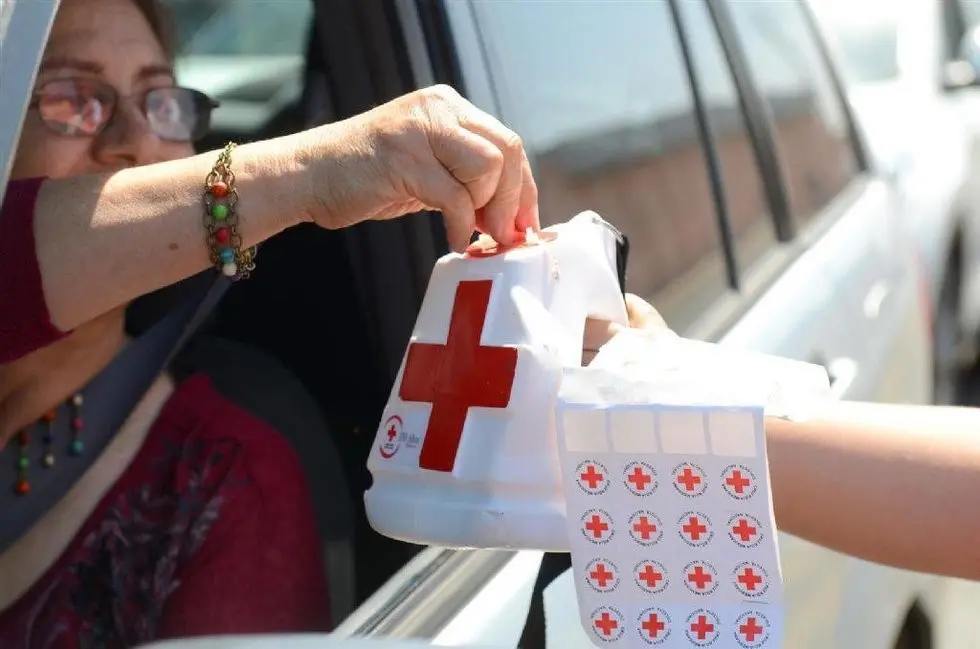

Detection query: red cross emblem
(378, 415), (403, 459)
(584, 558), (619, 593)
(683, 561), (718, 595)
(628, 511), (663, 546)
(733, 562), (770, 597)
(685, 610), (720, 645)
(590, 606), (625, 641)
(735, 611), (770, 647)
(728, 513), (763, 548)
(581, 509), (614, 544)
(637, 607), (671, 643)
(722, 464), (757, 500)
(672, 462), (707, 497)
(398, 280), (518, 473)
(634, 560), (668, 594)
(576, 460), (609, 495)
(678, 512), (713, 546)
(623, 461), (657, 496)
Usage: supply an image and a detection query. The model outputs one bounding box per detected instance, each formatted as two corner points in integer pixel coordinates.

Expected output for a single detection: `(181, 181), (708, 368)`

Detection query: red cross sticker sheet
(556, 363), (800, 649)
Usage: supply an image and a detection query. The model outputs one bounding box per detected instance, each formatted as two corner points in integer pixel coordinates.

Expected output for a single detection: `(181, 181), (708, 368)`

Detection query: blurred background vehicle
(811, 0), (980, 408)
(5, 0), (980, 647)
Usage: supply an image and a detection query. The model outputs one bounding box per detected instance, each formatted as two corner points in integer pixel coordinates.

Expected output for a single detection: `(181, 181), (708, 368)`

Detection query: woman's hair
(131, 0), (175, 60)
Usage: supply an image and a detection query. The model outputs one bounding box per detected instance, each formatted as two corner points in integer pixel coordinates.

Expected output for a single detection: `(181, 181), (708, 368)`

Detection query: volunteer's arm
(617, 293), (980, 579)
(768, 402), (980, 579)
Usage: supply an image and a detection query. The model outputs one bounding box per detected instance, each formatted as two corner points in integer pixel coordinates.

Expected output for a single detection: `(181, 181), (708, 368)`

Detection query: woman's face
(10, 0), (195, 180)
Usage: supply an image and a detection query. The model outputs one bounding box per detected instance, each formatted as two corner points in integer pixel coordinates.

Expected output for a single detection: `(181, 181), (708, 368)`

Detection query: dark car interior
(165, 0), (456, 625)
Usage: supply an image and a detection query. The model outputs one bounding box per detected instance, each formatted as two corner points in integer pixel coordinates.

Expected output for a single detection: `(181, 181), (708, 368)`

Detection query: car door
(369, 1), (932, 648)
(718, 0), (929, 410)
(417, 1), (863, 648)
(715, 1), (932, 647)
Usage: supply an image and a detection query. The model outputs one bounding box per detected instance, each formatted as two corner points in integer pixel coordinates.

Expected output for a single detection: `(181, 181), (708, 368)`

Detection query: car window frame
(709, 0), (870, 231)
(682, 0), (876, 340)
(0, 0), (60, 202)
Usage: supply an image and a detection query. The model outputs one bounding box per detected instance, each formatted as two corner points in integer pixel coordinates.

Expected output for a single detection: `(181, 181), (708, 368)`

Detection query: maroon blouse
(0, 179), (331, 646)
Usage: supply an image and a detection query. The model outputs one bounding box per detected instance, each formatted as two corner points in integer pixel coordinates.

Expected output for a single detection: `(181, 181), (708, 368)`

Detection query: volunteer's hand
(582, 294), (671, 365)
(303, 84), (540, 252)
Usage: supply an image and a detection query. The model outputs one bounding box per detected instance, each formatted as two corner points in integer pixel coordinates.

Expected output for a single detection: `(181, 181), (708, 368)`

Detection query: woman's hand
(582, 294), (670, 365)
(301, 85), (540, 252)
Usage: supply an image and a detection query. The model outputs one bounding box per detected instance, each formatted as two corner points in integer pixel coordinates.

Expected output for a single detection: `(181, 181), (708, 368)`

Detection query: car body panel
(421, 3), (941, 649)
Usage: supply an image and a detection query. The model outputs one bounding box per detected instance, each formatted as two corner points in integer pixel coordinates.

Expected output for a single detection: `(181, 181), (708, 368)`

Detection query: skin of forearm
(768, 401), (980, 579)
(32, 132), (313, 331)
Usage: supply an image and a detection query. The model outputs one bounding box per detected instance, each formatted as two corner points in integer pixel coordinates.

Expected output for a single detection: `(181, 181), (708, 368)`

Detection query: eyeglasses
(29, 78), (219, 143)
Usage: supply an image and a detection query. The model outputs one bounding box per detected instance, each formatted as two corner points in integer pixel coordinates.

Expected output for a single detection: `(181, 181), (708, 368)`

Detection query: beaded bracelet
(204, 142), (257, 280)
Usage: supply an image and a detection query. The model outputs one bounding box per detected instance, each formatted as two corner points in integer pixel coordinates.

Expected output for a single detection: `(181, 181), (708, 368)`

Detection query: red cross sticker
(679, 512), (713, 546)
(624, 461), (656, 496)
(581, 509), (613, 544)
(685, 611), (719, 645)
(684, 562), (718, 595)
(585, 559), (618, 592)
(590, 607), (624, 641)
(672, 463), (707, 496)
(398, 280), (518, 473)
(378, 415), (403, 459)
(723, 465), (757, 499)
(640, 609), (669, 640)
(729, 513), (763, 547)
(735, 564), (768, 596)
(740, 617), (764, 642)
(628, 511), (663, 545)
(576, 461), (608, 495)
(735, 611), (770, 646)
(634, 560), (668, 593)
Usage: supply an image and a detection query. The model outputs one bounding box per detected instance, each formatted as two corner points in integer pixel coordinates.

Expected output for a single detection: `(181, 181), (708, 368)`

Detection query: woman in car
(0, 0), (605, 645)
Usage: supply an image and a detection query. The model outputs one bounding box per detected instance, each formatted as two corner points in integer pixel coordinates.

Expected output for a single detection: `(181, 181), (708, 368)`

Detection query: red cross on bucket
(637, 564), (664, 589)
(682, 515), (708, 540)
(589, 563), (614, 588)
(398, 280), (518, 472)
(676, 466), (702, 492)
(642, 612), (666, 639)
(580, 464), (604, 490)
(594, 611), (619, 637)
(740, 616), (764, 642)
(626, 465), (652, 491)
(687, 565), (713, 590)
(689, 614), (715, 640)
(732, 517), (758, 543)
(738, 567), (764, 592)
(584, 513), (609, 539)
(726, 469), (752, 494)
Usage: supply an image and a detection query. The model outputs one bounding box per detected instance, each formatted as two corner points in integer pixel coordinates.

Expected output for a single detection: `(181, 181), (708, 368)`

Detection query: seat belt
(0, 272), (230, 553)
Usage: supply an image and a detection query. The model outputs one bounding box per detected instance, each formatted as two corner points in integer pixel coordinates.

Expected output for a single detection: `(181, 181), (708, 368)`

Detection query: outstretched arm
(768, 401), (980, 579)
(607, 294), (980, 580)
(0, 85), (539, 358)
(30, 134), (306, 332)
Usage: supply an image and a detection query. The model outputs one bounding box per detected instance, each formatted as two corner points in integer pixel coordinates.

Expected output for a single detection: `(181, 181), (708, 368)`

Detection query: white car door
(420, 1), (931, 648)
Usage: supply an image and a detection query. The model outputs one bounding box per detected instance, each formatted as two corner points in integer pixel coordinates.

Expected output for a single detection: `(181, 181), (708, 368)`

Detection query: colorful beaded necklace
(13, 393), (85, 495)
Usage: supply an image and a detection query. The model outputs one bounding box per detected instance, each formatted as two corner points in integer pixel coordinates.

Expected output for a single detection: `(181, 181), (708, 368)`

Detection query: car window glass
(677, 0), (778, 277)
(727, 0), (859, 225)
(164, 0), (312, 138)
(809, 0), (900, 85)
(962, 0), (980, 28)
(470, 0), (731, 332)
